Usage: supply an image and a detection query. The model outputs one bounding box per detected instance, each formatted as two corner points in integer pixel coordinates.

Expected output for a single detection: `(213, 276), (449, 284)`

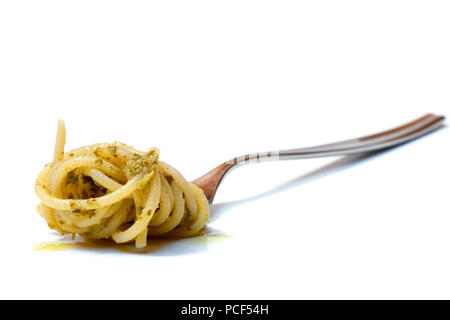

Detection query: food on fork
(35, 121), (209, 248)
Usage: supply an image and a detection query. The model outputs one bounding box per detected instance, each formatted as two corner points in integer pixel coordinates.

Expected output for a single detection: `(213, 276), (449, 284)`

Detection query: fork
(192, 113), (445, 203)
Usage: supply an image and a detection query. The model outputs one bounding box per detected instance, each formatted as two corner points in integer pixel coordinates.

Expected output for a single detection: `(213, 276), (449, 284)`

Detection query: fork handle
(229, 114), (444, 164)
(192, 113), (445, 203)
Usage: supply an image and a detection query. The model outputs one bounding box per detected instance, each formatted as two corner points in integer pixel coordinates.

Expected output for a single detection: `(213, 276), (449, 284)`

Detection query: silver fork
(192, 113), (445, 203)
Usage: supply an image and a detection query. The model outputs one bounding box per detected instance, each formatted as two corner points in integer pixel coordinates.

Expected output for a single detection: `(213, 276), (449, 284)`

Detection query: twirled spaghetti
(35, 120), (209, 248)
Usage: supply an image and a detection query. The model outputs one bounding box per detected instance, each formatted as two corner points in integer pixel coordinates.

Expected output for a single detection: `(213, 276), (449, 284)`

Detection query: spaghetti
(35, 120), (209, 248)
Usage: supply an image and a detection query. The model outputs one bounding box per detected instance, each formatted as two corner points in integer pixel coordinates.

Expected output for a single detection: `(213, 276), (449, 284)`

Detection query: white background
(0, 1), (449, 299)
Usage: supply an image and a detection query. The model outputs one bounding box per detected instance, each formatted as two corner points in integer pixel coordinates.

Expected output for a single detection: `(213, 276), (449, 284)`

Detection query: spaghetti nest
(35, 121), (209, 248)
